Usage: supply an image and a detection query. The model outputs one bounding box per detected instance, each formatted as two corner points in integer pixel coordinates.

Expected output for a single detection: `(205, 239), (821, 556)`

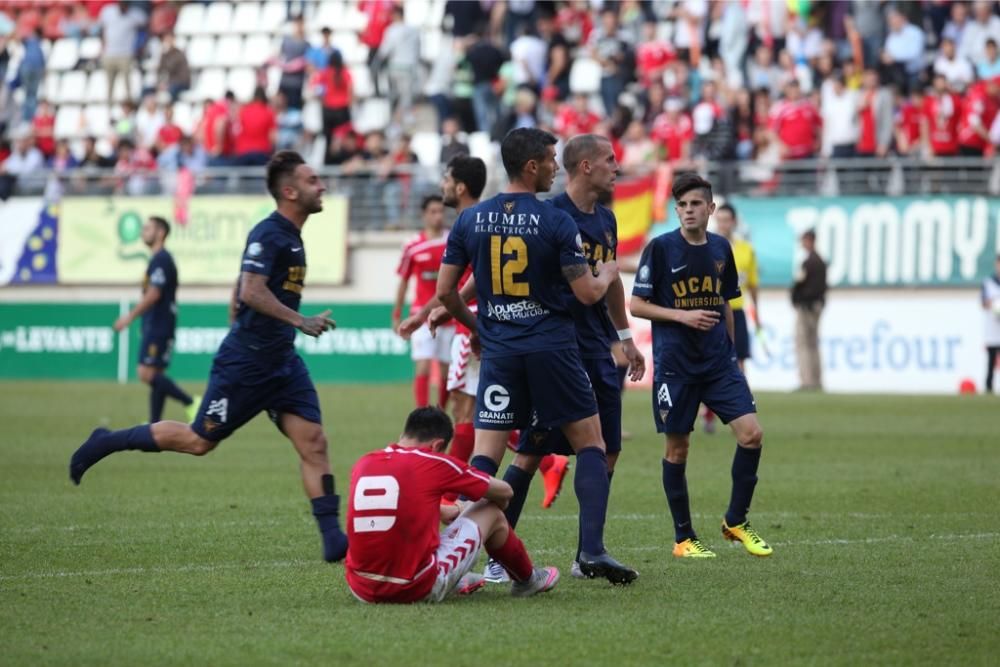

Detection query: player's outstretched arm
(630, 295), (720, 332)
(565, 259), (619, 305)
(239, 272), (335, 336)
(436, 264), (477, 333)
(113, 286), (161, 332)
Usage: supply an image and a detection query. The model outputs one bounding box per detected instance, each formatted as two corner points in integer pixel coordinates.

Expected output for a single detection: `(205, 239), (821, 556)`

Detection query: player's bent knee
(741, 426), (764, 448)
(138, 366), (157, 384)
(188, 437), (217, 456)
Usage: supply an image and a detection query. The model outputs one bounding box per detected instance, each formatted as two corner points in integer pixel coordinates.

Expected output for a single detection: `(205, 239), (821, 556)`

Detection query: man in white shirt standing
(934, 38), (975, 91)
(959, 1), (1000, 65)
(821, 72), (859, 157)
(982, 254), (1000, 395)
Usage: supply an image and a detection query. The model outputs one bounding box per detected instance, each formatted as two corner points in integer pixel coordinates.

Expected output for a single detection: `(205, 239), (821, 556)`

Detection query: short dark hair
(402, 407), (454, 446)
(716, 203), (737, 219)
(672, 172), (713, 201)
(149, 215), (171, 238)
(802, 229), (817, 242)
(266, 150), (306, 200)
(562, 134), (610, 175)
(500, 127), (557, 179)
(446, 155), (487, 198)
(421, 194), (444, 211)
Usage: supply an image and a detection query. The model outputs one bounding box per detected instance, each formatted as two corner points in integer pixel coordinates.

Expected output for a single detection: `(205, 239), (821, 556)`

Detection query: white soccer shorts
(410, 323), (455, 362)
(425, 517), (482, 603)
(446, 333), (479, 397)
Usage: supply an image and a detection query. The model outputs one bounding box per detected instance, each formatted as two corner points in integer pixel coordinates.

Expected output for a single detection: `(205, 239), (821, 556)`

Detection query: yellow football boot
(672, 538), (717, 558)
(721, 519), (773, 557)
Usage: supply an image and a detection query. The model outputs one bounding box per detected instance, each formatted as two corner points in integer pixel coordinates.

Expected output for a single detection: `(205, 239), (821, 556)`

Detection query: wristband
(617, 328), (632, 341)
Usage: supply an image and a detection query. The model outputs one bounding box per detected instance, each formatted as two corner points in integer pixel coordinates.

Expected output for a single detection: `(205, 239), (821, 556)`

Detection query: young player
(393, 195), (455, 408)
(630, 173), (771, 559)
(436, 127), (637, 584)
(69, 151), (349, 563)
(345, 407), (559, 603)
(491, 135), (646, 580)
(112, 216), (200, 424)
(702, 203), (760, 433)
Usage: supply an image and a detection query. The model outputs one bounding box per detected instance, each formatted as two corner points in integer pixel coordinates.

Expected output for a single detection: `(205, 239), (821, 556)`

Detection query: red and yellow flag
(612, 174), (656, 256)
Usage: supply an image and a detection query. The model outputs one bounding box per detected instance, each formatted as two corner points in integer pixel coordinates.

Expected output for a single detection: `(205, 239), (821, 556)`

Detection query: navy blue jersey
(230, 211), (307, 358)
(632, 229), (740, 382)
(442, 192), (588, 358)
(141, 249), (178, 335)
(549, 193), (617, 359)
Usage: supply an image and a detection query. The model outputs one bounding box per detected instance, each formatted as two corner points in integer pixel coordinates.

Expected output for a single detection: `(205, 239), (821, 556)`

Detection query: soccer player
(345, 407), (559, 603)
(982, 254), (1000, 395)
(436, 127), (638, 584)
(112, 215), (199, 424)
(393, 195), (455, 408)
(702, 203), (760, 433)
(493, 134), (646, 579)
(630, 173), (771, 559)
(69, 151), (349, 563)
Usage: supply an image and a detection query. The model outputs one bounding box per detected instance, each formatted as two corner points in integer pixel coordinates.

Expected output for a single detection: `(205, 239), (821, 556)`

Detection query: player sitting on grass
(345, 407), (559, 603)
(630, 172), (771, 558)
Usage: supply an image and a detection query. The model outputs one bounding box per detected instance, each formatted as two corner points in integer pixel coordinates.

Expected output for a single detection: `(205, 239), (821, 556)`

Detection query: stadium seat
(302, 99), (323, 133)
(354, 98), (391, 134)
(314, 1), (341, 29)
(468, 131), (495, 162)
(258, 1), (287, 32)
(186, 35), (217, 69)
(47, 38), (78, 71)
(53, 104), (81, 139)
(43, 71), (60, 102)
(198, 2), (233, 34)
(341, 4), (368, 31)
(232, 1), (262, 34)
(214, 35), (244, 67)
(569, 58), (602, 95)
(242, 34), (274, 67)
(174, 2), (205, 36)
(227, 67), (258, 101)
(194, 68), (227, 102)
(78, 36), (101, 62)
(332, 31), (368, 64)
(86, 70), (108, 104)
(111, 71), (143, 103)
(57, 71), (87, 104)
(350, 64), (374, 99)
(83, 104), (111, 137)
(410, 131), (442, 167)
(172, 101), (196, 135)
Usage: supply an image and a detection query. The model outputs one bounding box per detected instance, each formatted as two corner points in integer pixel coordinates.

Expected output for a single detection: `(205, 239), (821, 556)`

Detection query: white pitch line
(2, 533), (997, 582)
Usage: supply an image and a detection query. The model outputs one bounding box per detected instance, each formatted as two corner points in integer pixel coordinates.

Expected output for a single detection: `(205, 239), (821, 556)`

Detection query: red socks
(449, 422), (475, 463)
(414, 374), (430, 407)
(487, 528), (533, 582)
(437, 382), (449, 410)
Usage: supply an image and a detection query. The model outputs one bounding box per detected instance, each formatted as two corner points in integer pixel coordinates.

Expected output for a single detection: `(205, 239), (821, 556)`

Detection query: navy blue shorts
(475, 349), (598, 431)
(517, 354), (621, 456)
(652, 363), (756, 434)
(733, 309), (751, 361)
(139, 331), (174, 368)
(191, 353), (321, 442)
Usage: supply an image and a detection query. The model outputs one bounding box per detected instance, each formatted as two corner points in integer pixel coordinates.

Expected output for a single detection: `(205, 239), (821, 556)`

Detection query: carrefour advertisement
(56, 195), (349, 285)
(724, 196), (1000, 289)
(0, 303), (410, 383)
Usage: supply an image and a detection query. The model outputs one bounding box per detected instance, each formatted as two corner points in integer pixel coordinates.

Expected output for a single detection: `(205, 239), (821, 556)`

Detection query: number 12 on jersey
(490, 235), (529, 297)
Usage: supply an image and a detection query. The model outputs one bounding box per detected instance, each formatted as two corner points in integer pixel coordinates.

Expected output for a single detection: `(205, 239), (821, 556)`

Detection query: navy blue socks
(70, 424), (160, 484)
(501, 464), (534, 529)
(574, 447), (609, 556)
(662, 459), (696, 541)
(312, 474), (348, 562)
(469, 454), (499, 477)
(725, 445), (762, 527)
(150, 374), (193, 422)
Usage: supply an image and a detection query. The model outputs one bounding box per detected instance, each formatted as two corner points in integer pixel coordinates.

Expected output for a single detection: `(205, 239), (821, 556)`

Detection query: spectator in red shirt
(32, 100), (56, 159)
(895, 87), (923, 156)
(318, 51), (353, 147)
(557, 0), (594, 47)
(636, 20), (674, 88)
(922, 73), (961, 156)
(957, 78), (1000, 157)
(768, 80), (821, 159)
(554, 94), (601, 139)
(233, 87), (277, 166)
(198, 91), (236, 167)
(651, 98), (694, 163)
(156, 106), (183, 152)
(855, 69), (893, 157)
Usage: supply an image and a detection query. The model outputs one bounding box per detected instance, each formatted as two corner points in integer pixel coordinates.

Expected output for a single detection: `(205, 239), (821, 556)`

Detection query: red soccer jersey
(345, 444), (491, 603)
(957, 84), (999, 151)
(453, 266), (476, 336)
(157, 123), (182, 148)
(397, 232), (448, 313)
(650, 112), (694, 161)
(554, 104), (601, 138)
(769, 99), (821, 158)
(234, 101), (276, 155)
(636, 41), (674, 87)
(923, 93), (960, 155)
(898, 101), (921, 146)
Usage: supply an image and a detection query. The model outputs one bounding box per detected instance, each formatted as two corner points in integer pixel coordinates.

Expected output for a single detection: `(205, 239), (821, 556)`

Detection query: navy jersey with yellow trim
(549, 193), (617, 359)
(230, 211), (307, 357)
(442, 192), (588, 358)
(632, 229), (740, 382)
(141, 249), (178, 335)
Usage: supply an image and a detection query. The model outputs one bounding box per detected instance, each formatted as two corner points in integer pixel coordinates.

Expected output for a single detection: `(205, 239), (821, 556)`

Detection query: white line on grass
(2, 533), (997, 582)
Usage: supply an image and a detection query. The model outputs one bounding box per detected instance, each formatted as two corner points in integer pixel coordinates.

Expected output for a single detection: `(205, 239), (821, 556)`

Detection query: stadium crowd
(0, 0), (999, 206)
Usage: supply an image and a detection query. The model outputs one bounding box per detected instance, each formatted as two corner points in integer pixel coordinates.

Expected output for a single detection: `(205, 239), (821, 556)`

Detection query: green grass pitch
(1, 382), (998, 666)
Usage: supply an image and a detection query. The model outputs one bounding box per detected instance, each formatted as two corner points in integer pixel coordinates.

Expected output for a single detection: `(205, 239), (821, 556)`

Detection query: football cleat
(510, 566), (560, 598)
(672, 538), (717, 558)
(541, 455), (570, 509)
(186, 395), (202, 424)
(455, 573), (487, 596)
(578, 551), (638, 585)
(570, 561), (587, 579)
(483, 557), (510, 583)
(722, 519), (773, 557)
